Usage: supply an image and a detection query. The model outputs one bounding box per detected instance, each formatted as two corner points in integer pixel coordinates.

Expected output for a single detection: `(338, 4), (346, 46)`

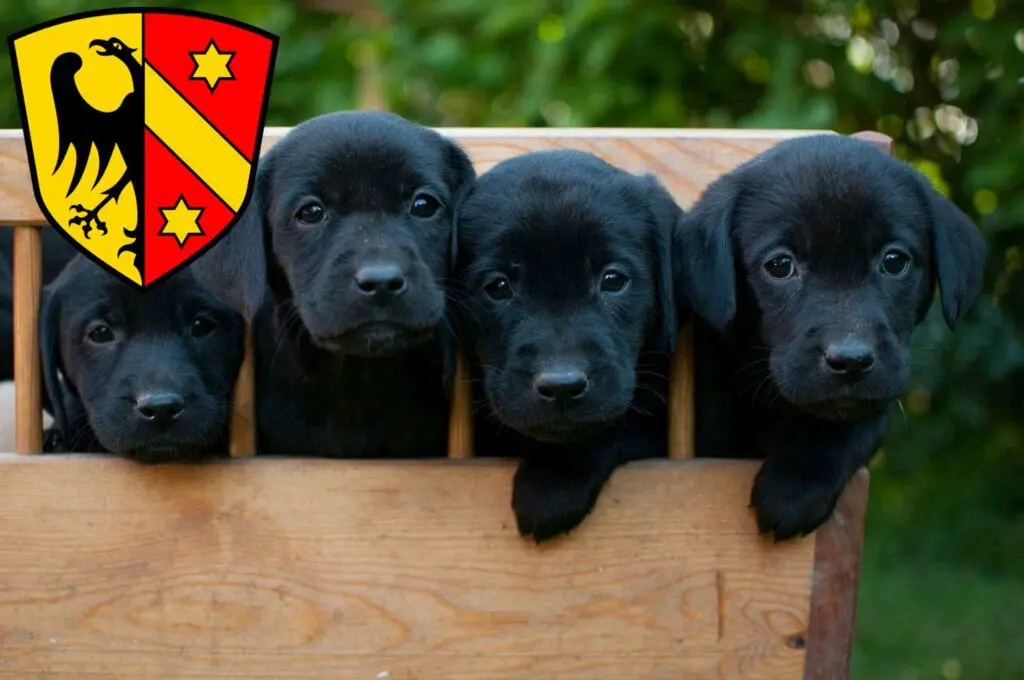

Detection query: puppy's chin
(775, 381), (901, 422)
(798, 398), (891, 422)
(515, 420), (613, 444)
(313, 322), (436, 358)
(485, 394), (629, 444)
(101, 435), (220, 464)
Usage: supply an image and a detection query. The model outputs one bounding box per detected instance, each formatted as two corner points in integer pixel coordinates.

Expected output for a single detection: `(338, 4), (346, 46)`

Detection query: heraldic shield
(9, 9), (278, 287)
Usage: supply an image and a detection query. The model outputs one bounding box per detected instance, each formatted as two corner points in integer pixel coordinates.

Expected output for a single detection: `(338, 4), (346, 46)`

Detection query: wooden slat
(803, 470), (870, 680)
(227, 324), (256, 457)
(0, 128), (827, 225)
(0, 456), (863, 679)
(12, 225), (42, 454)
(668, 323), (696, 461)
(446, 350), (474, 460)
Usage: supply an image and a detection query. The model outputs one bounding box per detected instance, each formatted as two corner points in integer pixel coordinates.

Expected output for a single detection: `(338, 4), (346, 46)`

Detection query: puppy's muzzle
(353, 262), (408, 302)
(133, 389), (185, 427)
(533, 367), (591, 404)
(821, 338), (876, 383)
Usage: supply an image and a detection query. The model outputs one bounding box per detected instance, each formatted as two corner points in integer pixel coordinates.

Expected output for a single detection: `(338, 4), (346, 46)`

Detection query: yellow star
(159, 196), (205, 247)
(189, 39), (235, 91)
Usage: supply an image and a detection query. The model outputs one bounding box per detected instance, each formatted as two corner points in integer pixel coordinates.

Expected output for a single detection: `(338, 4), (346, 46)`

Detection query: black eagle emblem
(49, 37), (142, 261)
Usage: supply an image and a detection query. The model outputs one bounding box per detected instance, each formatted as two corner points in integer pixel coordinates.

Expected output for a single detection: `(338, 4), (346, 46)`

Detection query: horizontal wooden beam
(0, 456), (862, 679)
(0, 127), (828, 225)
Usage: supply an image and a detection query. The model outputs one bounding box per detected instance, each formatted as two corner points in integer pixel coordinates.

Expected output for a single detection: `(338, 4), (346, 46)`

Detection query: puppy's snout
(134, 390), (186, 424)
(354, 263), (408, 298)
(822, 340), (876, 380)
(533, 367), (591, 403)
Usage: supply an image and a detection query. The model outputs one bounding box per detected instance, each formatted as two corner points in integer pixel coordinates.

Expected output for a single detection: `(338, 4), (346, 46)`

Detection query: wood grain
(803, 470), (870, 680)
(447, 351), (474, 459)
(0, 128), (826, 225)
(12, 226), (42, 454)
(668, 322), (696, 461)
(0, 456), (823, 678)
(227, 324), (256, 457)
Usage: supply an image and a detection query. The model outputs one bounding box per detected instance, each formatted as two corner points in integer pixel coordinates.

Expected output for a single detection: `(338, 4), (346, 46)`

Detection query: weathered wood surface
(0, 456), (871, 679)
(0, 127), (824, 225)
(11, 226), (41, 454)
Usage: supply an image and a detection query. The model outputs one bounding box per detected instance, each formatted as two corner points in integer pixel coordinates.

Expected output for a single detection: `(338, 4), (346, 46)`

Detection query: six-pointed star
(189, 39), (235, 91)
(159, 195), (205, 247)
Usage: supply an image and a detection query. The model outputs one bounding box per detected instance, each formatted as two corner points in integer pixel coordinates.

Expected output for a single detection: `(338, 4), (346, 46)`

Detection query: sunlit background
(1, 1), (1021, 677)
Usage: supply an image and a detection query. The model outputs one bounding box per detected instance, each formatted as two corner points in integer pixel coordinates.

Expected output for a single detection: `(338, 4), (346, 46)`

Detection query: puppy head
(454, 150), (679, 442)
(677, 134), (986, 418)
(40, 257), (245, 462)
(190, 111), (475, 358)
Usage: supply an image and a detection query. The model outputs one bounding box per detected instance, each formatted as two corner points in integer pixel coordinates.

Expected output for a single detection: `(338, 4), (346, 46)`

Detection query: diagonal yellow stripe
(144, 64), (250, 212)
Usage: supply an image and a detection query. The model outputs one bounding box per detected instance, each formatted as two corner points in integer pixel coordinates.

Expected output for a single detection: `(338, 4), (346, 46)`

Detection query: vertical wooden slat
(227, 324), (256, 456)
(803, 469), (870, 680)
(667, 322), (695, 461)
(13, 225), (42, 454)
(446, 350), (474, 459)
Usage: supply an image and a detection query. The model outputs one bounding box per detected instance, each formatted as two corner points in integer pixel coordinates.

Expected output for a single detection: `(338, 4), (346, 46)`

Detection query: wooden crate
(0, 127), (889, 679)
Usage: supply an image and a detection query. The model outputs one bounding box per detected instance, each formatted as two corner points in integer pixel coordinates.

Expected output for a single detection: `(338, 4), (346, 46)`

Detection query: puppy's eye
(295, 201), (326, 224)
(410, 193), (441, 219)
(86, 323), (114, 345)
(600, 270), (630, 294)
(483, 275), (513, 301)
(763, 254), (795, 280)
(880, 248), (911, 277)
(190, 315), (218, 338)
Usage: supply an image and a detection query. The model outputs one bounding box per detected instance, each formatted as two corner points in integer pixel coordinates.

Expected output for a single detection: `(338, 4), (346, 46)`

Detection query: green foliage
(0, 0), (1020, 676)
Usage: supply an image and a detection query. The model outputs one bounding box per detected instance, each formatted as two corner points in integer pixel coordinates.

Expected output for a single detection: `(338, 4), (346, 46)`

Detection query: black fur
(40, 256), (245, 462)
(451, 150), (680, 542)
(189, 111), (475, 457)
(675, 134), (987, 540)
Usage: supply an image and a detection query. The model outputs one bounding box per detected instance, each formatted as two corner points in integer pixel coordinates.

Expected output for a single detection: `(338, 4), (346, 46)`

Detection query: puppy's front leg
(751, 413), (887, 541)
(512, 449), (619, 544)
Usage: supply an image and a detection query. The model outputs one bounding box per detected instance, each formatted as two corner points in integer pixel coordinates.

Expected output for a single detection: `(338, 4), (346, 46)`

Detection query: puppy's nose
(533, 368), (590, 403)
(822, 340), (876, 379)
(354, 264), (407, 297)
(134, 390), (185, 424)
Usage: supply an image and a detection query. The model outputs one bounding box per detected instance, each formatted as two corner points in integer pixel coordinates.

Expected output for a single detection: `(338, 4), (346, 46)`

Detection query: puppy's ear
(674, 174), (740, 335)
(441, 182), (477, 394)
(189, 153), (275, 320)
(913, 173), (987, 329)
(442, 137), (476, 275)
(38, 282), (85, 444)
(639, 174), (682, 354)
(439, 141), (476, 394)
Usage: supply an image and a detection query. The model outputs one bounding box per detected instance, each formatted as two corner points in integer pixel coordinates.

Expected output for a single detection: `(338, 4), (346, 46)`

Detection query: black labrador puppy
(190, 111), (475, 457)
(675, 134), (987, 540)
(0, 227), (78, 381)
(451, 150), (680, 542)
(41, 255), (246, 462)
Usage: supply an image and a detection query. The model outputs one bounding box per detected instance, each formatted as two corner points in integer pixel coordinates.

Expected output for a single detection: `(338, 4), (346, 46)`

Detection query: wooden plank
(446, 350), (474, 460)
(0, 456), (822, 678)
(227, 324), (256, 457)
(803, 470), (870, 680)
(668, 322), (696, 461)
(12, 226), (41, 454)
(0, 128), (826, 225)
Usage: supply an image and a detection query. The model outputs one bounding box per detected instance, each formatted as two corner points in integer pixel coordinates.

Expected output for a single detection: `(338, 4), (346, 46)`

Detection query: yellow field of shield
(12, 13), (142, 284)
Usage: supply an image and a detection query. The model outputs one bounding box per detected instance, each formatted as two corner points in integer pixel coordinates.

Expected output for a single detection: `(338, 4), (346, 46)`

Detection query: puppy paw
(750, 458), (844, 542)
(511, 459), (606, 544)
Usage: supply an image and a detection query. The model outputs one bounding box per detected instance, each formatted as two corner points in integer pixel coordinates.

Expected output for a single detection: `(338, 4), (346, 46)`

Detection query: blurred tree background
(1, 0), (1021, 677)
